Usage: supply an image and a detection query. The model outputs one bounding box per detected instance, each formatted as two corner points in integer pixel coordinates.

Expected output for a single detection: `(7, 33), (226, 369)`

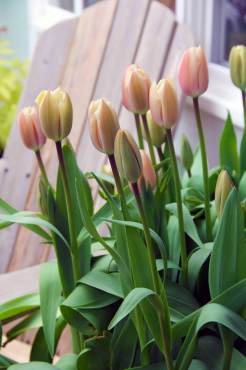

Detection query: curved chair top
(0, 0), (193, 274)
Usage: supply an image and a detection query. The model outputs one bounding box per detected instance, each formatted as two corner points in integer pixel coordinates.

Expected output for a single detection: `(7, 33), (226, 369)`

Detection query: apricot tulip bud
(215, 170), (234, 218)
(18, 106), (46, 151)
(229, 45), (246, 90)
(178, 46), (209, 97)
(144, 111), (166, 147)
(88, 99), (119, 155)
(36, 87), (73, 141)
(149, 79), (178, 129)
(138, 150), (156, 191)
(114, 129), (142, 183)
(122, 64), (151, 114)
(180, 134), (193, 173)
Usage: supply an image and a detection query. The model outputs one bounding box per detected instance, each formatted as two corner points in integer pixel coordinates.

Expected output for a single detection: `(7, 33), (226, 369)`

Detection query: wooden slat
(0, 18), (78, 273)
(76, 0), (151, 173)
(0, 265), (40, 304)
(7, 0), (117, 272)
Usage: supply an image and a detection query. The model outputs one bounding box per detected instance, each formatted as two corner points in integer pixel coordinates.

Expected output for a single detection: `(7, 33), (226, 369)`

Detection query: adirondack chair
(0, 0), (194, 358)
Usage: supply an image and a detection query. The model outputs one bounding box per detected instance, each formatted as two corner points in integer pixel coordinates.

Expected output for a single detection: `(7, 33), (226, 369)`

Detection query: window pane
(212, 0), (246, 64)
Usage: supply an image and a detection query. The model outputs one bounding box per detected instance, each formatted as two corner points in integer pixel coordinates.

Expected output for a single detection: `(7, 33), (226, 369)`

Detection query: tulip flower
(149, 79), (178, 129)
(122, 64), (151, 114)
(114, 129), (142, 183)
(143, 111), (166, 147)
(229, 45), (246, 91)
(36, 87), (73, 141)
(18, 106), (46, 151)
(180, 134), (193, 176)
(138, 150), (156, 191)
(88, 99), (119, 155)
(215, 170), (234, 218)
(178, 46), (209, 97)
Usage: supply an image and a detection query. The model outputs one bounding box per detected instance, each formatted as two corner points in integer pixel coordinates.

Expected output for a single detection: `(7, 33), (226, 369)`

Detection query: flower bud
(138, 150), (156, 192)
(36, 87), (73, 141)
(18, 106), (46, 151)
(88, 99), (119, 155)
(215, 170), (234, 218)
(143, 111), (166, 147)
(122, 64), (151, 114)
(180, 134), (193, 172)
(149, 79), (178, 129)
(229, 45), (246, 90)
(178, 46), (209, 97)
(114, 129), (142, 183)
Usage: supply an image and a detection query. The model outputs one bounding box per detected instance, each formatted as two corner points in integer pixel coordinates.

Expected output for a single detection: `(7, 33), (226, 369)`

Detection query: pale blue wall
(0, 0), (29, 59)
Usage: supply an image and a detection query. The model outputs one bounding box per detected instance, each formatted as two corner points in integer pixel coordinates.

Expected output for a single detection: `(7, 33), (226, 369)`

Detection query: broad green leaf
(219, 113), (239, 174)
(111, 317), (137, 370)
(39, 261), (62, 356)
(30, 317), (66, 362)
(196, 335), (246, 370)
(55, 354), (77, 370)
(0, 354), (16, 369)
(9, 363), (58, 370)
(239, 172), (246, 200)
(104, 218), (167, 274)
(79, 270), (124, 298)
(77, 335), (111, 370)
(166, 203), (202, 246)
(240, 128), (246, 176)
(0, 213), (68, 247)
(209, 188), (246, 298)
(61, 284), (119, 333)
(188, 243), (213, 290)
(0, 293), (39, 321)
(173, 277), (246, 340)
(108, 288), (156, 330)
(166, 282), (199, 320)
(175, 303), (246, 370)
(167, 215), (180, 281)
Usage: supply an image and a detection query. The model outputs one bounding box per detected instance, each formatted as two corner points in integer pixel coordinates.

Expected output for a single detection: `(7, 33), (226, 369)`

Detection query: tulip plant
(0, 45), (246, 370)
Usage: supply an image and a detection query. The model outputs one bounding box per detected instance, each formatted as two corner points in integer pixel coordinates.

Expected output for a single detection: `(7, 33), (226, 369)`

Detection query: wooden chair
(0, 0), (193, 357)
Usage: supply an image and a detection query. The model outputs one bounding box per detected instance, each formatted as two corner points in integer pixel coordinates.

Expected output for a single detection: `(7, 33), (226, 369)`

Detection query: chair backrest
(0, 0), (193, 275)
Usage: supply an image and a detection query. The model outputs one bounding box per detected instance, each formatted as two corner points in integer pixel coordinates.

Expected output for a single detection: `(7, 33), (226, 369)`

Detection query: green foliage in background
(0, 40), (28, 154)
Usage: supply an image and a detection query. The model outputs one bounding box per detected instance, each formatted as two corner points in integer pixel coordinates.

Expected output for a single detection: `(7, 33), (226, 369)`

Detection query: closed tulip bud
(149, 79), (178, 129)
(114, 129), (142, 183)
(215, 170), (234, 218)
(138, 150), (156, 191)
(18, 106), (46, 151)
(143, 111), (166, 147)
(88, 99), (119, 155)
(180, 134), (193, 172)
(122, 64), (151, 114)
(229, 45), (246, 90)
(36, 87), (73, 141)
(178, 46), (209, 97)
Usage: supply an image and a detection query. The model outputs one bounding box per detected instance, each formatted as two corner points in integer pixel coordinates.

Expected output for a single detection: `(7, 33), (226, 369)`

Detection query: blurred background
(0, 0), (245, 157)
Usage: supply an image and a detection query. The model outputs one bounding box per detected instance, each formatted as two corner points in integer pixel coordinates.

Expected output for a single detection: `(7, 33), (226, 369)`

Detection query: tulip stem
(132, 182), (160, 293)
(108, 154), (128, 218)
(134, 114), (144, 149)
(166, 129), (188, 287)
(35, 150), (49, 185)
(242, 90), (246, 127)
(55, 141), (83, 353)
(193, 97), (212, 241)
(142, 114), (157, 166)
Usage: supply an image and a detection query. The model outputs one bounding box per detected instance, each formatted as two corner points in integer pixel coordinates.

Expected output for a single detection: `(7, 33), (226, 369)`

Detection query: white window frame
(176, 0), (244, 130)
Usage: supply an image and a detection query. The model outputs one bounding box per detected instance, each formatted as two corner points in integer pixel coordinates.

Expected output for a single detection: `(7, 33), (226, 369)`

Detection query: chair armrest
(0, 265), (40, 304)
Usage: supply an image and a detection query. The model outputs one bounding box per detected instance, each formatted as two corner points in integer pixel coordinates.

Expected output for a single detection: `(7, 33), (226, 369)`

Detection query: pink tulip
(18, 106), (46, 151)
(178, 46), (209, 97)
(88, 98), (119, 155)
(149, 79), (178, 129)
(122, 64), (151, 114)
(138, 150), (156, 192)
